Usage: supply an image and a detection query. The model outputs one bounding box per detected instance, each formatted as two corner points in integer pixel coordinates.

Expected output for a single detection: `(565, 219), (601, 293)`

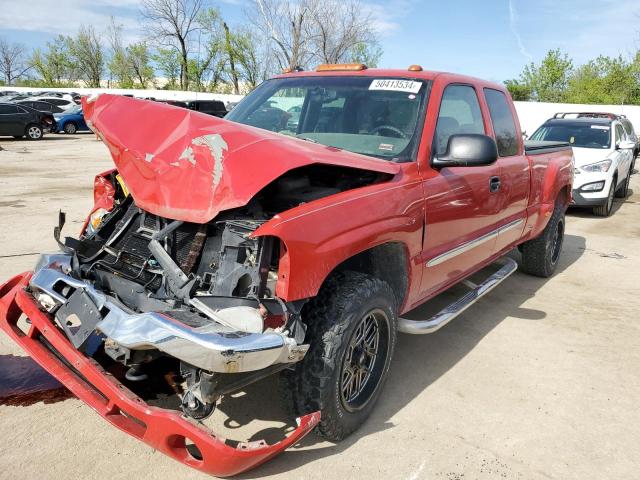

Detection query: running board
(398, 257), (518, 334)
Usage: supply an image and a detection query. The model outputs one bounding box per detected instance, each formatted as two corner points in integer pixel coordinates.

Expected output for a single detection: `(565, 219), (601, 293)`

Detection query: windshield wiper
(296, 135), (319, 144)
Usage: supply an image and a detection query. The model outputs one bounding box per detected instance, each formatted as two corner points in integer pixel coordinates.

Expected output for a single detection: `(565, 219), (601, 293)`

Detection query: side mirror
(433, 134), (498, 168)
(616, 140), (635, 150)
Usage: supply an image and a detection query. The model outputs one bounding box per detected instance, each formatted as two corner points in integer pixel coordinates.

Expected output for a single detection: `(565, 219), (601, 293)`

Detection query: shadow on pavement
(217, 234), (587, 477)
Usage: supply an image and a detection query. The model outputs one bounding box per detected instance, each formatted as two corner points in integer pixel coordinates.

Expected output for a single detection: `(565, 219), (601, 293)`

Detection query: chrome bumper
(28, 253), (307, 373)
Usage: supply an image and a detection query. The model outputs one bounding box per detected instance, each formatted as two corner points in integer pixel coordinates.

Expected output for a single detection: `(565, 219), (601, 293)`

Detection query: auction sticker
(369, 79), (422, 93)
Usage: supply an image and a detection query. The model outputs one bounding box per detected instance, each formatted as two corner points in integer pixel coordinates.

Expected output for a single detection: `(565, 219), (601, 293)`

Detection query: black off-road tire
(593, 178), (616, 217)
(290, 271), (398, 441)
(615, 170), (630, 199)
(520, 201), (565, 278)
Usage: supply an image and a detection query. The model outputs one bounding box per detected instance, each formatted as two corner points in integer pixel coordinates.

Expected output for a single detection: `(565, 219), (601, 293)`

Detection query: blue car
(54, 105), (91, 134)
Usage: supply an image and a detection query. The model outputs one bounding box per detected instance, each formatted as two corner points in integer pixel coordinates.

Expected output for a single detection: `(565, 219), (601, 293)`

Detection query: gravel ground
(0, 134), (639, 480)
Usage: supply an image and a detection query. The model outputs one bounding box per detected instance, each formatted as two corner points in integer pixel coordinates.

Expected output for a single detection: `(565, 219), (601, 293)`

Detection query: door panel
(420, 84), (502, 296)
(483, 88), (529, 251)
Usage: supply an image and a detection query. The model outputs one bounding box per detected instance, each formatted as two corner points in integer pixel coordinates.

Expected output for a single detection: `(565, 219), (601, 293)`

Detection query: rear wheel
(25, 124), (43, 140)
(593, 179), (615, 217)
(520, 200), (565, 278)
(63, 122), (77, 134)
(290, 271), (397, 441)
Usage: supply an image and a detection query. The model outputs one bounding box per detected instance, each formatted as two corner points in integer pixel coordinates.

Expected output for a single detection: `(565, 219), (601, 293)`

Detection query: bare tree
(247, 0), (317, 70)
(107, 17), (133, 87)
(232, 28), (273, 89)
(0, 38), (30, 85)
(141, 0), (204, 89)
(310, 0), (378, 64)
(248, 0), (379, 70)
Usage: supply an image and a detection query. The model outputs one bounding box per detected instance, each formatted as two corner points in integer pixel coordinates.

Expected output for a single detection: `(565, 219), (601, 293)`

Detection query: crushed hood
(83, 94), (399, 223)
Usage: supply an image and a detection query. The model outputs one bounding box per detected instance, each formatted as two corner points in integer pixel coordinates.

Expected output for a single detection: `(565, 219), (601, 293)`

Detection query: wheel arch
(329, 242), (410, 311)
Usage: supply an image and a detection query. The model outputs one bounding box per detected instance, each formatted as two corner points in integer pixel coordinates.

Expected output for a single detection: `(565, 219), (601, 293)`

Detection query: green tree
(67, 25), (104, 87)
(30, 36), (76, 86)
(504, 79), (532, 101)
(107, 18), (134, 88)
(153, 48), (181, 89)
(520, 49), (573, 102)
(351, 42), (382, 67)
(127, 43), (155, 88)
(565, 55), (640, 105)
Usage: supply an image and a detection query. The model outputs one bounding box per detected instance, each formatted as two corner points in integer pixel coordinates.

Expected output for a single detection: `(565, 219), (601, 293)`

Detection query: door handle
(489, 176), (501, 193)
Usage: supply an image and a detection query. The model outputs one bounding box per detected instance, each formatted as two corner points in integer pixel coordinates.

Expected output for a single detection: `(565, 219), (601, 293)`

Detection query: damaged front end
(35, 198), (309, 417)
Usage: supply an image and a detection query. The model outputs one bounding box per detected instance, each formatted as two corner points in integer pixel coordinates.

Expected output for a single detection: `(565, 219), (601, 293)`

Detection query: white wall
(514, 101), (640, 137)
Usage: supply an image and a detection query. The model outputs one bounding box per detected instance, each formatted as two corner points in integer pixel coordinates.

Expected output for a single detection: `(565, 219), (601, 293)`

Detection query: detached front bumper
(0, 273), (320, 477)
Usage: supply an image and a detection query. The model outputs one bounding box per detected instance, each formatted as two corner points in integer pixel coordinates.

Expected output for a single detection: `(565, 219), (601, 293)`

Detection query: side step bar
(398, 257), (518, 334)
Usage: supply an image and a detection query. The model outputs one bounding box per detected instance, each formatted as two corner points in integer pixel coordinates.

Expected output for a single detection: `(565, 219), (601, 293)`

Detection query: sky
(0, 0), (639, 83)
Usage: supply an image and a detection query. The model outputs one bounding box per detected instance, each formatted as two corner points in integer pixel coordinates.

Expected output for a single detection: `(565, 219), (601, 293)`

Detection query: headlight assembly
(581, 159), (612, 173)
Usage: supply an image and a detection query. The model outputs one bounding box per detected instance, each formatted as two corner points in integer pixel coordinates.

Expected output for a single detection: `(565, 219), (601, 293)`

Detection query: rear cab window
(484, 88), (519, 156)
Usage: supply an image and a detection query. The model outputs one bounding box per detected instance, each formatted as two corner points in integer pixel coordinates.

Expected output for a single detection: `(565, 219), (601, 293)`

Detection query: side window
(0, 105), (18, 114)
(615, 124), (625, 144)
(484, 88), (519, 156)
(434, 84), (484, 156)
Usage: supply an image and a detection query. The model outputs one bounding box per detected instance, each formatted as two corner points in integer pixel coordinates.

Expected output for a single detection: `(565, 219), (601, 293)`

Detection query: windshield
(226, 76), (430, 161)
(530, 123), (611, 149)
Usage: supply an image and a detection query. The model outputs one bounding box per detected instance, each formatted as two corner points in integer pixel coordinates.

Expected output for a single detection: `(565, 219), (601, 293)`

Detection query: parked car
(531, 114), (634, 216)
(29, 97), (76, 111)
(186, 99), (227, 117)
(15, 100), (65, 114)
(0, 103), (54, 139)
(54, 105), (90, 134)
(553, 112), (639, 168)
(0, 65), (573, 477)
(157, 99), (188, 108)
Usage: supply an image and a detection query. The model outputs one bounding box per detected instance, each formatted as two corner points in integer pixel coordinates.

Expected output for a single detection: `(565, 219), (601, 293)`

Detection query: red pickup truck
(0, 65), (573, 477)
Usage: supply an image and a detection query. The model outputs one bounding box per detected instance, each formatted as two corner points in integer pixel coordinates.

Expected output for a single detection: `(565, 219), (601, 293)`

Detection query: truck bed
(524, 140), (572, 155)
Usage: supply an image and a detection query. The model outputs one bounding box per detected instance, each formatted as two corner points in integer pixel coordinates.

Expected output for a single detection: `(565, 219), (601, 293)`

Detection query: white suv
(530, 114), (634, 216)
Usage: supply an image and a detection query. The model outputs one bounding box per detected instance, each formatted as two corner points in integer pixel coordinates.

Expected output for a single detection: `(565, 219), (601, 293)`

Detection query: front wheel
(520, 201), (565, 278)
(290, 271), (397, 441)
(593, 180), (615, 217)
(63, 122), (77, 134)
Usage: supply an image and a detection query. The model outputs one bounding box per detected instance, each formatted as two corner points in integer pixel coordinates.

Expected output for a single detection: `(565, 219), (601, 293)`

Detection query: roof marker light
(316, 63), (367, 72)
